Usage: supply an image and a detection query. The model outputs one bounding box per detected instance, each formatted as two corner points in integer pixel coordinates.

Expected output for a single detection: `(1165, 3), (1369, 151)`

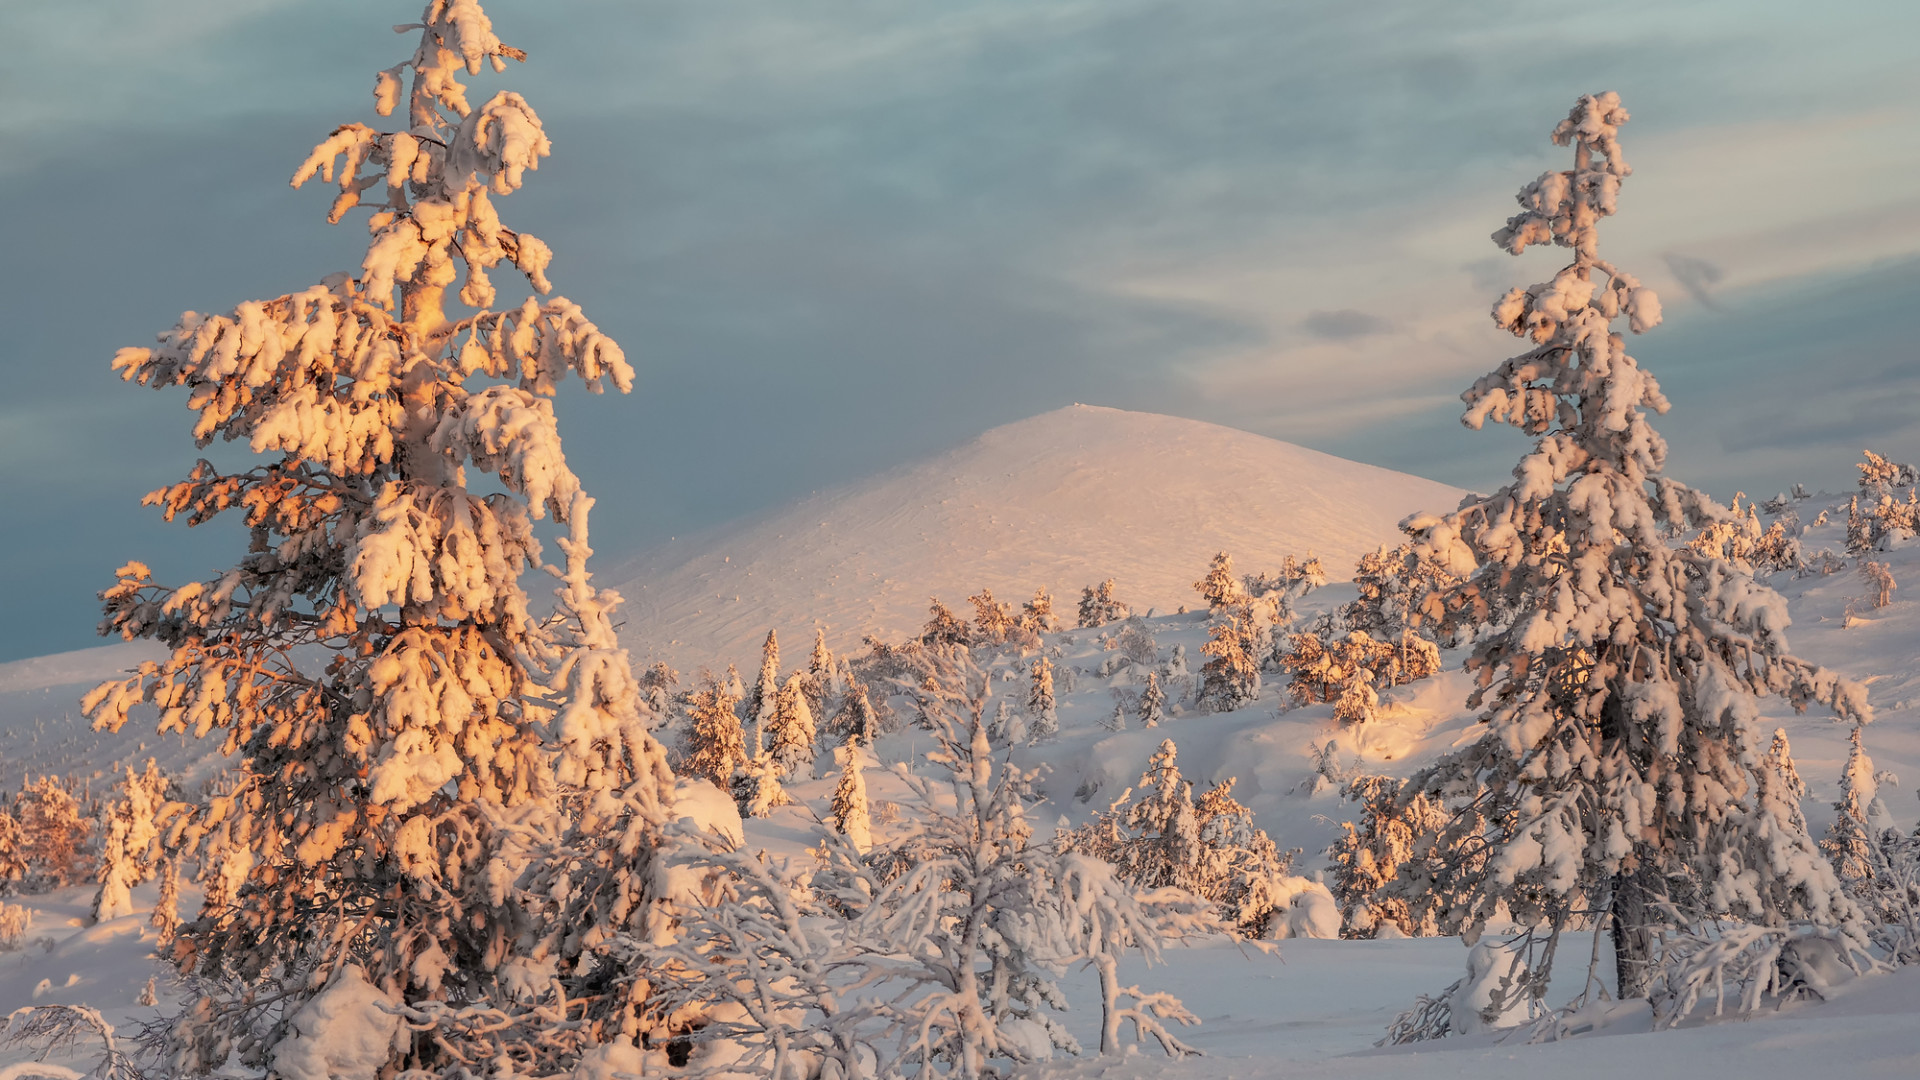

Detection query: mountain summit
(608, 405), (1465, 668)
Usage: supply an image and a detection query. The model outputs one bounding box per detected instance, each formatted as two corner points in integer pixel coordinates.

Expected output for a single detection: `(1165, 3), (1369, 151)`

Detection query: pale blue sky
(2, 0), (1916, 661)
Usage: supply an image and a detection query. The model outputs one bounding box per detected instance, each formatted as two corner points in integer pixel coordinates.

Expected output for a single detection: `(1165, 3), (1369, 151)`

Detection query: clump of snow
(269, 966), (399, 1080)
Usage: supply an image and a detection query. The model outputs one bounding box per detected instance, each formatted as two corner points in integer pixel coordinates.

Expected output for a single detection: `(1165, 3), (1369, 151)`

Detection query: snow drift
(608, 405), (1465, 668)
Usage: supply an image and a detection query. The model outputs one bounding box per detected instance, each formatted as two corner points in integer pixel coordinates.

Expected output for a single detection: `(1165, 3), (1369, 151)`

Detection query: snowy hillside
(607, 405), (1466, 670)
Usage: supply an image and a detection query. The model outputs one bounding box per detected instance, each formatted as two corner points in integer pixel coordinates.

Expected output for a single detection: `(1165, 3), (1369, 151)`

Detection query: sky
(1, 0), (1917, 663)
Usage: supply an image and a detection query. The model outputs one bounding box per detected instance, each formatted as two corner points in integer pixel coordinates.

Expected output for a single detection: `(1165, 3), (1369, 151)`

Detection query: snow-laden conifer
(1823, 726), (1890, 887)
(1077, 579), (1129, 628)
(1138, 671), (1166, 727)
(1405, 93), (1868, 1002)
(1193, 552), (1243, 610)
(923, 598), (973, 649)
(681, 672), (748, 788)
(828, 679), (884, 746)
(648, 672), (1215, 1077)
(767, 672), (819, 778)
(1198, 604), (1261, 712)
(1021, 587), (1059, 633)
(80, 4), (676, 1070)
(1060, 739), (1302, 936)
(1026, 656), (1059, 742)
(90, 762), (175, 924)
(750, 629), (782, 736)
(829, 741), (874, 854)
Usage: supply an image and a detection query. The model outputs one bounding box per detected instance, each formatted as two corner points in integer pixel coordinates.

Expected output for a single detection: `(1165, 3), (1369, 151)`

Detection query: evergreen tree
(1021, 587), (1059, 633)
(1406, 93), (1866, 1002)
(1193, 552), (1243, 610)
(681, 673), (748, 789)
(750, 629), (782, 737)
(90, 761), (174, 924)
(1138, 670), (1166, 727)
(922, 598), (973, 649)
(1198, 603), (1261, 713)
(1078, 579), (1129, 628)
(828, 680), (882, 746)
(80, 4), (676, 1070)
(967, 588), (1017, 643)
(1026, 656), (1059, 742)
(807, 628), (839, 714)
(829, 741), (874, 854)
(766, 672), (819, 778)
(1823, 725), (1886, 886)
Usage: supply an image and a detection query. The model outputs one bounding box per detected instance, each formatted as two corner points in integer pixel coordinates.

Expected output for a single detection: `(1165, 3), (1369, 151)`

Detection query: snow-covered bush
(1276, 629), (1439, 722)
(1059, 739), (1301, 936)
(1859, 559), (1897, 610)
(1685, 494), (1801, 573)
(82, 3), (675, 1073)
(649, 675), (1213, 1078)
(1241, 554), (1325, 623)
(1327, 775), (1462, 938)
(1403, 93), (1868, 1005)
(12, 779), (91, 893)
(91, 761), (176, 924)
(1649, 922), (1877, 1028)
(1019, 588), (1058, 634)
(0, 904), (30, 951)
(1344, 540), (1462, 639)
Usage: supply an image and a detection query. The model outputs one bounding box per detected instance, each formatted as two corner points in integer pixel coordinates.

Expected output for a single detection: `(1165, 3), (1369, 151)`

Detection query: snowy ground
(3, 491), (1919, 1076)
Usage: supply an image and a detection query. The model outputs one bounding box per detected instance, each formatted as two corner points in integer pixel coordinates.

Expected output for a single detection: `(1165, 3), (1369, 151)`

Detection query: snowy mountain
(606, 405), (1466, 670)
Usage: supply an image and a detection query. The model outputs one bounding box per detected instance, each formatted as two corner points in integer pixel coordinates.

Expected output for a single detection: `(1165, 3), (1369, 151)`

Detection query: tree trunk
(1609, 868), (1657, 1000)
(1095, 952), (1120, 1055)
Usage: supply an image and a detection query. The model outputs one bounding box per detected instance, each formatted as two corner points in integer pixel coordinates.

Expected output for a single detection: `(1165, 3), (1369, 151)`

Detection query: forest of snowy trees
(0, 4), (1911, 1080)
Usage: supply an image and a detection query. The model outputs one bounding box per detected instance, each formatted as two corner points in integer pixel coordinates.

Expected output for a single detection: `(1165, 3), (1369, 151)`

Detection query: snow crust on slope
(608, 405), (1466, 670)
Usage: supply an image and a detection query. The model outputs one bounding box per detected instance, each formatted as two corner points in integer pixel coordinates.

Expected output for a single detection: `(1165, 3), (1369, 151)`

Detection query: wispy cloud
(2, 0), (1917, 659)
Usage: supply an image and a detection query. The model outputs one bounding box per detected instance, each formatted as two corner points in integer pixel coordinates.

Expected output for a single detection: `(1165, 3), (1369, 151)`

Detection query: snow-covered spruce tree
(1138, 670), (1166, 727)
(807, 628), (840, 714)
(82, 4), (677, 1072)
(829, 740), (873, 854)
(1822, 725), (1889, 887)
(750, 629), (781, 744)
(1405, 93), (1868, 1003)
(766, 672), (818, 778)
(1026, 656), (1059, 742)
(1197, 603), (1261, 713)
(1193, 552), (1243, 610)
(969, 588), (1017, 644)
(91, 761), (176, 924)
(827, 679), (884, 746)
(1077, 579), (1129, 628)
(923, 598), (973, 650)
(1020, 587), (1058, 633)
(681, 672), (748, 789)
